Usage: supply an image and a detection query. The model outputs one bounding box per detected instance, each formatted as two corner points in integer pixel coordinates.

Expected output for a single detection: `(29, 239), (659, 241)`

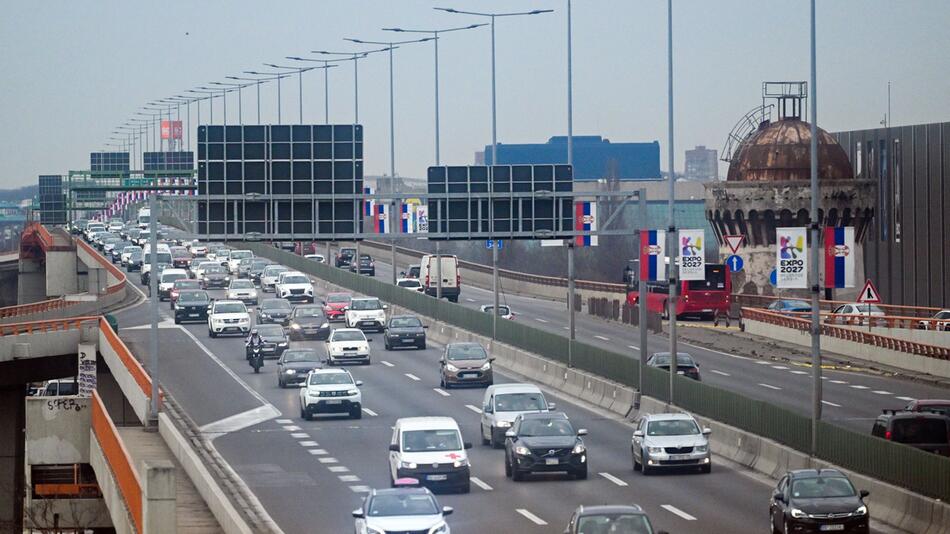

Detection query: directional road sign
(726, 254), (744, 273)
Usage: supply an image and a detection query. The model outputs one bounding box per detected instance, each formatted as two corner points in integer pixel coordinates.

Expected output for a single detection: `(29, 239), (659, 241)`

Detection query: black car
(248, 259), (273, 285)
(126, 250), (144, 272)
(504, 412), (588, 481)
(109, 241), (132, 263)
(645, 352), (701, 381)
(383, 315), (427, 350)
(871, 410), (950, 456)
(564, 505), (667, 534)
(288, 305), (331, 340)
(246, 324), (289, 360)
(348, 254), (376, 276)
(257, 298), (293, 325)
(335, 247), (356, 268)
(276, 348), (322, 388)
(200, 265), (230, 289)
(173, 290), (211, 324)
(236, 258), (256, 279)
(770, 469), (869, 534)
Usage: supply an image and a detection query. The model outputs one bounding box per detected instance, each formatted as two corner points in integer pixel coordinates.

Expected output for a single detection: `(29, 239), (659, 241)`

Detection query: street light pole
(314, 47), (390, 124)
(666, 0), (678, 407)
(808, 0), (822, 456)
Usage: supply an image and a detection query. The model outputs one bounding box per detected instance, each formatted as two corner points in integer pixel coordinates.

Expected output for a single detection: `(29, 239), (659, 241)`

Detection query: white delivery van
(419, 254), (460, 302)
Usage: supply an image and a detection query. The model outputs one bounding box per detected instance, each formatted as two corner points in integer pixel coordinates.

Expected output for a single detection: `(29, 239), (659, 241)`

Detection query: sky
(1, 0), (949, 189)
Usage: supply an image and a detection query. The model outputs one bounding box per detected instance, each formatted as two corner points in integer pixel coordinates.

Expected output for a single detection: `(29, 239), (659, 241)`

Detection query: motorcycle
(249, 346), (263, 374)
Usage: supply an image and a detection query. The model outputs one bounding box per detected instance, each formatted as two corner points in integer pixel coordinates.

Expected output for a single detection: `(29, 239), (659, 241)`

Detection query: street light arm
(434, 7), (553, 17)
(345, 36), (431, 46)
(382, 23), (487, 34)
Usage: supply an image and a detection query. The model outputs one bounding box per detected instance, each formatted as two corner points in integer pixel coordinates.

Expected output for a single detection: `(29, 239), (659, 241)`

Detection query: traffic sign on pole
(724, 234), (745, 254)
(857, 279), (881, 303)
(726, 254), (744, 273)
(486, 240), (493, 249)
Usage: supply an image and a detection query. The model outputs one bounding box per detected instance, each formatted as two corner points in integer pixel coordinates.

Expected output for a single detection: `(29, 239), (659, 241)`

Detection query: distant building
(684, 145), (718, 181)
(479, 136), (660, 181)
(37, 175), (66, 226)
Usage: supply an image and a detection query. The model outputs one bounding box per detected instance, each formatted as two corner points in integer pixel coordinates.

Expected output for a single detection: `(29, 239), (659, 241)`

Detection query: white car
(108, 222), (124, 233)
(226, 279), (259, 306)
(299, 368), (363, 420)
(827, 303), (886, 325)
(156, 268), (189, 301)
(207, 300), (251, 338)
(275, 271), (314, 303)
(191, 260), (219, 280)
(396, 278), (424, 292)
(260, 265), (290, 293)
(388, 417), (472, 493)
(227, 249), (254, 273)
(480, 304), (515, 320)
(325, 328), (371, 365)
(189, 243), (208, 257)
(345, 297), (388, 331)
(120, 245), (142, 266)
(304, 254), (326, 263)
(919, 310), (950, 331)
(352, 483), (453, 534)
(480, 383), (554, 448)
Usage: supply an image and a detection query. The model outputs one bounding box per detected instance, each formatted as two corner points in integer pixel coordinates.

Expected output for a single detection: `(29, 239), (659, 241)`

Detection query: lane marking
(661, 504), (697, 521)
(850, 385), (869, 390)
(349, 485), (370, 493)
(327, 466), (349, 473)
(789, 370), (808, 375)
(275, 419), (293, 424)
(758, 383), (782, 390)
(771, 365), (789, 370)
(290, 432), (309, 439)
(594, 335), (610, 341)
(830, 380), (848, 384)
(308, 449), (328, 456)
(380, 360), (395, 367)
(465, 298), (476, 303)
(362, 408), (378, 417)
(298, 441), (319, 447)
(709, 369), (731, 377)
(755, 361), (770, 365)
(599, 472), (628, 487)
(873, 390), (893, 395)
(465, 404), (483, 414)
(405, 373), (421, 381)
(563, 326), (570, 330)
(516, 509), (548, 526)
(318, 457), (339, 464)
(199, 405), (282, 435)
(470, 477), (493, 491)
(681, 342), (748, 361)
(433, 388), (451, 397)
(821, 400), (842, 408)
(535, 318), (549, 323)
(338, 475), (360, 482)
(896, 396), (915, 402)
(282, 425), (302, 432)
(627, 345), (641, 351)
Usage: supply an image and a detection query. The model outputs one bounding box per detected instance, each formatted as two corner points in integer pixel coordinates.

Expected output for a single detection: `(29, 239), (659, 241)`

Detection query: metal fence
(246, 242), (950, 502)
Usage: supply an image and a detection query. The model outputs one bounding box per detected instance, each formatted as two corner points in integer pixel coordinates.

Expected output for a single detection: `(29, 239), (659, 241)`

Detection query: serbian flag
(401, 202), (410, 233)
(374, 203), (387, 234)
(363, 187), (373, 217)
(574, 202), (598, 247)
(824, 226), (855, 288)
(639, 229), (666, 281)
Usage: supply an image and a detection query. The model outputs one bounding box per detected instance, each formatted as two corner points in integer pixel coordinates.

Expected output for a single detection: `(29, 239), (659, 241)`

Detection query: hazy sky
(1, 1), (948, 188)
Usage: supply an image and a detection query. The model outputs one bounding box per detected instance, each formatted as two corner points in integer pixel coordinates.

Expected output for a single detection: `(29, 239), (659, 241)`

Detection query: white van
(227, 250), (254, 273)
(480, 383), (554, 448)
(389, 417), (472, 493)
(419, 254), (460, 302)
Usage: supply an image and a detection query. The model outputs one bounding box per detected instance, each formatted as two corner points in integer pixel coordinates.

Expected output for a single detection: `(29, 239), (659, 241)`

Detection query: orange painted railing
(778, 311), (950, 331)
(99, 316), (155, 400)
(741, 307), (950, 360)
(0, 316), (97, 337)
(734, 293), (941, 318)
(25, 221), (54, 250)
(0, 297), (71, 318)
(91, 391), (142, 533)
(75, 238), (128, 295)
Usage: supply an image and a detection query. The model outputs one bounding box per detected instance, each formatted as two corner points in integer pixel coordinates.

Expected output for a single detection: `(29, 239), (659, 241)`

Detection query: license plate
(344, 352), (356, 358)
(545, 458), (559, 465)
(820, 526), (844, 532)
(677, 371), (685, 375)
(427, 474), (447, 481)
(325, 400), (342, 405)
(669, 454), (689, 461)
(460, 373), (477, 379)
(188, 313), (199, 317)
(402, 339), (415, 343)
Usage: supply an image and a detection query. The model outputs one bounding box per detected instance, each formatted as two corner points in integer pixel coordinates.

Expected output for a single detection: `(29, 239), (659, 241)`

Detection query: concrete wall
(0, 329), (83, 363)
(89, 436), (135, 534)
(25, 397), (90, 465)
(17, 258), (46, 305)
(98, 327), (151, 426)
(46, 249), (79, 297)
(838, 324), (950, 348)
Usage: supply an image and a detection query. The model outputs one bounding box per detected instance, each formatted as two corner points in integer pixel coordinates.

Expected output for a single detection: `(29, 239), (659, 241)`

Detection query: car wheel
(418, 342), (426, 350)
(278, 378), (285, 389)
(174, 317), (180, 324)
(439, 375), (446, 388)
(641, 456), (651, 476)
(384, 341), (391, 351)
(512, 466), (525, 482)
(448, 296), (458, 303)
(351, 408), (362, 420)
(661, 301), (670, 320)
(209, 330), (217, 338)
(299, 406), (306, 420)
(504, 454), (512, 477)
(632, 453), (641, 471)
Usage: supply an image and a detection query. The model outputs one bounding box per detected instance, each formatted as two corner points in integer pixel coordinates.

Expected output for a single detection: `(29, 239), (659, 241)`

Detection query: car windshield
(390, 317), (422, 328)
(446, 344), (487, 361)
(214, 303), (245, 314)
(282, 275), (309, 284)
(518, 418), (574, 437)
(205, 266), (226, 274)
(264, 267), (288, 276)
(151, 253), (172, 264)
(646, 419), (700, 436)
(177, 291), (208, 303)
(331, 330), (365, 342)
(294, 307), (324, 318)
(913, 404), (950, 417)
(229, 280), (254, 289)
(401, 429), (462, 452)
(123, 246), (140, 254)
(577, 514), (654, 534)
(891, 418), (950, 444)
(367, 494), (439, 517)
(130, 251), (143, 260)
(327, 294), (350, 303)
(773, 300), (810, 310)
(231, 251), (252, 260)
(484, 305), (511, 315)
(283, 350), (319, 363)
(172, 250), (190, 258)
(397, 280), (420, 287)
(790, 477), (857, 499)
(309, 373), (353, 386)
(350, 299), (381, 310)
(256, 325), (284, 337)
(650, 353), (695, 367)
(251, 261), (270, 269)
(174, 280), (200, 289)
(161, 272), (186, 283)
(854, 304), (884, 314)
(495, 393), (546, 412)
(262, 300), (292, 311)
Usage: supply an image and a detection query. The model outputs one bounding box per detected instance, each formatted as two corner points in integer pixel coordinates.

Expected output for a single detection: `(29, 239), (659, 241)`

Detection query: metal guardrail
(778, 310), (950, 331)
(75, 238), (127, 295)
(0, 298), (71, 319)
(0, 316), (97, 336)
(91, 391), (143, 533)
(741, 307), (950, 360)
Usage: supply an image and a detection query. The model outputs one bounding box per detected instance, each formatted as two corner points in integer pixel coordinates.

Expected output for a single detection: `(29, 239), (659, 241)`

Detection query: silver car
(353, 484), (452, 534)
(631, 413), (711, 475)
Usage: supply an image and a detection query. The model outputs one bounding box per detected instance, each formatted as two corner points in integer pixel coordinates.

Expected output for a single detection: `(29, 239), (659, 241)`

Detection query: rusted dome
(726, 118), (854, 182)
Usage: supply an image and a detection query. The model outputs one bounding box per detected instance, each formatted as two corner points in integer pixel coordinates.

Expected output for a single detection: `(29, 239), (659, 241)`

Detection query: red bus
(624, 263), (731, 320)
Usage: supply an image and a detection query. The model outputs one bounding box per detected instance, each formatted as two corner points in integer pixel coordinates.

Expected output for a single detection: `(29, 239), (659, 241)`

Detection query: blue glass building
(483, 136), (660, 181)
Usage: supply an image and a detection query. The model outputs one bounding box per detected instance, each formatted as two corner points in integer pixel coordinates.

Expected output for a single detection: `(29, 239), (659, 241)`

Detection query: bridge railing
(91, 391), (143, 533)
(734, 293), (941, 318)
(0, 316), (97, 337)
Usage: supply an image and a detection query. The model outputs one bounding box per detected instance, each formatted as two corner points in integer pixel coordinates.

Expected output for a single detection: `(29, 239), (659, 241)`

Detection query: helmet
(250, 328), (258, 335)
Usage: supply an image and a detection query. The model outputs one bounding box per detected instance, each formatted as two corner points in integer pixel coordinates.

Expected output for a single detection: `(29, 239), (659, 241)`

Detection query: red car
(168, 279), (202, 309)
(323, 292), (352, 322)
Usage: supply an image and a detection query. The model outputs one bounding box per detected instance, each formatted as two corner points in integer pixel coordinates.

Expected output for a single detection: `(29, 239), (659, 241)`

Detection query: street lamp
(264, 63), (333, 124)
(312, 47), (391, 124)
(210, 81), (255, 125)
(285, 56), (349, 124)
(245, 70), (292, 123)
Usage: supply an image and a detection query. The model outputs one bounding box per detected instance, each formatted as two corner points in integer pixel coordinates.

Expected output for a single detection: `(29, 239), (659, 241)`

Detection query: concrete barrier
(98, 321), (152, 425)
(89, 436), (135, 534)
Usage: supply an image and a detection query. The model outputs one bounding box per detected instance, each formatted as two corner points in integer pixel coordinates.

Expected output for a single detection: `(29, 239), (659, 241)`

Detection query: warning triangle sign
(724, 235), (745, 254)
(857, 279), (881, 303)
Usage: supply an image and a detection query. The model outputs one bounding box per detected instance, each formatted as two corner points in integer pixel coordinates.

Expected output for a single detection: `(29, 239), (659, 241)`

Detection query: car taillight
(425, 275), (430, 287)
(456, 273), (461, 286)
(885, 430), (892, 440)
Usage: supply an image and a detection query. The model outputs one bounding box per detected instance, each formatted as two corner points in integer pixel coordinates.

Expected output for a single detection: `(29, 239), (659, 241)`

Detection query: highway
(109, 242), (905, 534)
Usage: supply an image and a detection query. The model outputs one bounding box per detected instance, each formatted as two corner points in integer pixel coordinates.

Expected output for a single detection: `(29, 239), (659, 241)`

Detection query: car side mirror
(463, 442), (472, 449)
(423, 325), (429, 329)
(355, 380), (363, 387)
(366, 339), (373, 343)
(547, 403), (556, 411)
(773, 492), (784, 502)
(442, 506), (453, 516)
(383, 304), (389, 310)
(860, 490), (870, 498)
(483, 406), (492, 414)
(388, 444), (399, 452)
(702, 427), (712, 436)
(633, 430), (645, 438)
(489, 357), (496, 363)
(351, 509), (364, 519)
(505, 430), (516, 438)
(577, 429), (588, 436)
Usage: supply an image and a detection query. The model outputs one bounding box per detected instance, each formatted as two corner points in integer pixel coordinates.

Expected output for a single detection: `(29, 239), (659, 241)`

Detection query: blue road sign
(726, 254), (744, 273)
(486, 240), (493, 249)
(497, 240), (503, 250)
(486, 239), (504, 250)
(769, 268), (778, 286)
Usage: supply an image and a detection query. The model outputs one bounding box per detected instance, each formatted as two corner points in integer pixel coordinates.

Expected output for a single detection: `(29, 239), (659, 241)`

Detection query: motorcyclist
(246, 329), (263, 361)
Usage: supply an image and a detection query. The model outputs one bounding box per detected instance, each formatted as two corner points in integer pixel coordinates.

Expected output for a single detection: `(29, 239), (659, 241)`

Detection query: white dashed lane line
(873, 390), (892, 395)
(362, 408), (378, 417)
(350, 485), (371, 493)
(789, 370), (808, 375)
(830, 380), (848, 384)
(709, 369), (731, 377)
(328, 466), (349, 473)
(318, 457), (339, 464)
(599, 472), (628, 487)
(308, 449), (328, 456)
(433, 388), (451, 397)
(470, 477), (493, 491)
(290, 432), (309, 438)
(850, 385), (869, 390)
(516, 509), (548, 526)
(535, 318), (548, 323)
(465, 298), (476, 303)
(465, 404), (483, 414)
(276, 419), (293, 424)
(661, 504), (697, 521)
(896, 396), (915, 402)
(627, 345), (641, 351)
(771, 366), (789, 370)
(594, 335), (610, 342)
(758, 383), (782, 390)
(821, 400), (842, 408)
(282, 425), (302, 432)
(338, 475), (360, 482)
(299, 441), (319, 447)
(755, 361), (770, 365)
(405, 373), (421, 381)
(381, 360), (395, 367)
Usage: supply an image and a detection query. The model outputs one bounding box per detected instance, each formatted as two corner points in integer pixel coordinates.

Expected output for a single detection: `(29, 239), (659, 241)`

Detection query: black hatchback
(277, 349), (322, 388)
(770, 469), (869, 534)
(504, 412), (588, 481)
(383, 315), (427, 350)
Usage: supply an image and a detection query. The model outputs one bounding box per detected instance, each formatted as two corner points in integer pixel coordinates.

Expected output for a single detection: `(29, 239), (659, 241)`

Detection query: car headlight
(480, 362), (492, 371)
(514, 445), (531, 456)
(647, 446), (664, 454)
(278, 342), (288, 347)
(399, 461), (417, 469)
(429, 522), (448, 534)
(367, 527), (385, 534)
(572, 444), (586, 454)
(239, 318), (249, 323)
(497, 420), (512, 428)
(694, 445), (708, 453)
(347, 389), (359, 396)
(306, 288), (313, 294)
(453, 458), (469, 468)
(445, 363), (459, 372)
(854, 505), (867, 516)
(320, 322), (329, 328)
(290, 323), (301, 330)
(260, 313), (270, 319)
(285, 369), (296, 375)
(790, 508), (806, 519)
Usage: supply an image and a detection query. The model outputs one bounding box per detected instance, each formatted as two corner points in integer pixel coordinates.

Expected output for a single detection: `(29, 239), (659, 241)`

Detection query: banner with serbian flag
(374, 203), (388, 234)
(639, 230), (666, 281)
(363, 187), (373, 217)
(824, 226), (855, 288)
(574, 201), (598, 247)
(401, 202), (410, 233)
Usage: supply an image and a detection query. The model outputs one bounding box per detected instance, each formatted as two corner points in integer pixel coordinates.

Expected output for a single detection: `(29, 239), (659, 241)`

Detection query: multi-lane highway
(109, 241), (908, 533)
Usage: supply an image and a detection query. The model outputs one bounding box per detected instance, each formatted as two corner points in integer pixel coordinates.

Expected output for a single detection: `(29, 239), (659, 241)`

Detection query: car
(206, 244), (227, 262)
(480, 383), (553, 448)
(140, 249), (173, 284)
(245, 324), (289, 360)
(299, 367), (363, 420)
(564, 505), (667, 534)
(405, 264), (421, 279)
(348, 254), (376, 276)
(439, 342), (493, 388)
(352, 482), (453, 534)
(288, 305), (331, 340)
(226, 279), (259, 306)
(207, 300), (251, 338)
(215, 248), (232, 268)
(396, 278), (424, 292)
(480, 304), (515, 320)
(125, 228), (142, 243)
(168, 279), (201, 308)
(227, 249), (254, 273)
(257, 298), (293, 326)
(770, 469), (870, 534)
(39, 379), (79, 396)
(902, 399), (950, 417)
(260, 265), (290, 293)
(827, 303), (886, 325)
(767, 299), (812, 314)
(126, 250), (144, 272)
(870, 409), (950, 456)
(304, 253), (325, 263)
(153, 268), (189, 300)
(120, 245), (142, 266)
(276, 348), (322, 388)
(190, 260), (219, 280)
(335, 246), (357, 268)
(383, 315), (427, 350)
(247, 259), (273, 285)
(101, 237), (122, 254)
(109, 240), (132, 263)
(504, 412), (588, 481)
(171, 249), (192, 269)
(173, 290), (211, 324)
(323, 292), (352, 322)
(919, 310), (950, 331)
(188, 242), (208, 257)
(645, 352), (701, 381)
(344, 297), (388, 331)
(236, 258), (255, 279)
(389, 417), (472, 493)
(140, 261), (171, 287)
(275, 271), (315, 303)
(325, 328), (371, 365)
(631, 412), (712, 474)
(419, 254), (460, 302)
(274, 241), (296, 251)
(200, 265), (231, 289)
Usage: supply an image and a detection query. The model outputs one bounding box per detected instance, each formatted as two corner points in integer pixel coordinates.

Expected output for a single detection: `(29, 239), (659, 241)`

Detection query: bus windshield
(687, 265), (727, 291)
